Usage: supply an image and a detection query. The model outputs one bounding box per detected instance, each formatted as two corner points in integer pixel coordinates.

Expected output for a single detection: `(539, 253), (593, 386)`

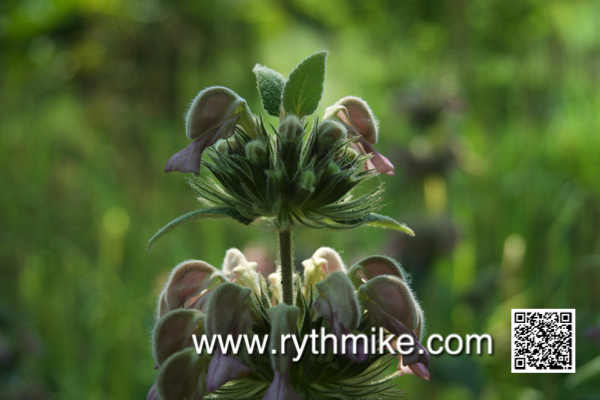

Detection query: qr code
(511, 309), (575, 373)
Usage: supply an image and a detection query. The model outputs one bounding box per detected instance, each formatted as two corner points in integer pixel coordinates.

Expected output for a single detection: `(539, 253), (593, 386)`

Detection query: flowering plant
(147, 51), (428, 400)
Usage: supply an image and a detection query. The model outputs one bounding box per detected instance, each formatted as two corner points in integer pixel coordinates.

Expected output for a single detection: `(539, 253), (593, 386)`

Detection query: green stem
(278, 229), (294, 304)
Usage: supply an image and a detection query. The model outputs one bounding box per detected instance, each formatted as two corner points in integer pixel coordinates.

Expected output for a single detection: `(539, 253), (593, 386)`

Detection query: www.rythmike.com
(191, 328), (493, 362)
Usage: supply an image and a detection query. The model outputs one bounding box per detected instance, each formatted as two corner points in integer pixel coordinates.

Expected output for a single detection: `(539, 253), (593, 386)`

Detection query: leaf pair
(253, 51), (328, 119)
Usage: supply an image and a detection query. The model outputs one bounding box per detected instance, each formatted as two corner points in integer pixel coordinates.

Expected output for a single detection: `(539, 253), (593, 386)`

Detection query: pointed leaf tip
(282, 51), (328, 118)
(147, 207), (254, 251)
(365, 213), (415, 236)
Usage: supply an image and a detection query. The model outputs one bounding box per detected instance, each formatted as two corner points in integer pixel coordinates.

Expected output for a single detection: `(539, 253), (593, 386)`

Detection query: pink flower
(263, 304), (302, 400)
(165, 86), (256, 176)
(358, 276), (429, 375)
(324, 96), (394, 175)
(314, 272), (368, 362)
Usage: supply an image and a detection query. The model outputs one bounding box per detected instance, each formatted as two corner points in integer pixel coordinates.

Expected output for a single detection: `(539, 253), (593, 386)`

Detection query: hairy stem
(278, 229), (294, 304)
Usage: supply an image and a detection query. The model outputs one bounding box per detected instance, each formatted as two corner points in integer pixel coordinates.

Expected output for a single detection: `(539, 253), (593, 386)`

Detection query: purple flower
(358, 276), (429, 375)
(206, 349), (252, 392)
(324, 96), (394, 175)
(160, 260), (226, 312)
(314, 272), (368, 362)
(263, 303), (302, 400)
(165, 86), (256, 176)
(155, 348), (210, 400)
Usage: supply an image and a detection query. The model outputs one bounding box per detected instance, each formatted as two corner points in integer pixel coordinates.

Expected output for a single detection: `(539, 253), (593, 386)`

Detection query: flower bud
(325, 161), (340, 175)
(278, 115), (304, 142)
(147, 383), (158, 400)
(264, 305), (302, 400)
(398, 360), (430, 380)
(336, 146), (359, 162)
(215, 138), (230, 154)
(317, 120), (347, 152)
(222, 248), (261, 296)
(268, 272), (282, 304)
(245, 140), (268, 164)
(302, 247), (345, 297)
(299, 169), (316, 193)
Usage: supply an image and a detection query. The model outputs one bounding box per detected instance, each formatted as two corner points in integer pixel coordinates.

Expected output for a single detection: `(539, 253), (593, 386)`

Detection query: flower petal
(205, 282), (253, 337)
(146, 383), (159, 400)
(347, 255), (407, 288)
(267, 303), (299, 373)
(164, 260), (225, 310)
(313, 247), (345, 274)
(157, 290), (169, 320)
(359, 139), (395, 175)
(314, 272), (367, 361)
(262, 372), (301, 400)
(165, 115), (239, 176)
(152, 309), (204, 367)
(358, 276), (419, 331)
(222, 248), (261, 295)
(206, 349), (252, 392)
(334, 97), (378, 144)
(185, 86), (246, 140)
(302, 247), (346, 298)
(314, 272), (360, 334)
(398, 360), (430, 380)
(156, 348), (209, 400)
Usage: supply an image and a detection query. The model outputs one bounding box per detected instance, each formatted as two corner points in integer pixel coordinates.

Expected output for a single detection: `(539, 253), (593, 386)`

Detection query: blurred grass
(1, 0), (599, 399)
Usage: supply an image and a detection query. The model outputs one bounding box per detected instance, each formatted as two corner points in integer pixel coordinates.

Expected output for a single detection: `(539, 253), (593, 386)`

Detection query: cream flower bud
(302, 247), (346, 298)
(222, 248), (261, 296)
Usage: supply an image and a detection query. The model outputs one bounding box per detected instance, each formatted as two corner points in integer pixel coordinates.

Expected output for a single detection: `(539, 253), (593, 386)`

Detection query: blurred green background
(1, 0), (600, 399)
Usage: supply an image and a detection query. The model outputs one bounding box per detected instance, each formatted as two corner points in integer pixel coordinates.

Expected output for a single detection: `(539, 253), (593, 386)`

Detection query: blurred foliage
(1, 0), (599, 399)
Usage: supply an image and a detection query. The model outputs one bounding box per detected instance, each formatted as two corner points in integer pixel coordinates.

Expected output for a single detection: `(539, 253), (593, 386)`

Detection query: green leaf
(148, 207), (254, 251)
(363, 213), (415, 235)
(253, 64), (286, 117)
(324, 213), (414, 235)
(282, 51), (328, 118)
